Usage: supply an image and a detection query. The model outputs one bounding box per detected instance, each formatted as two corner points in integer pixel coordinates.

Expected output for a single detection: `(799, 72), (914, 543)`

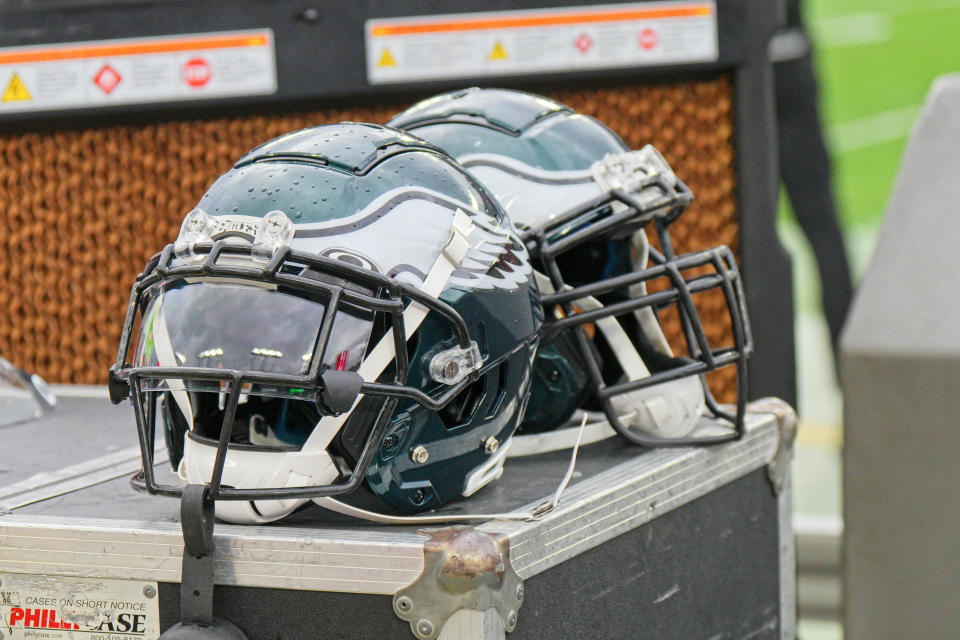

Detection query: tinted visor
(137, 280), (377, 449)
(135, 280), (373, 395)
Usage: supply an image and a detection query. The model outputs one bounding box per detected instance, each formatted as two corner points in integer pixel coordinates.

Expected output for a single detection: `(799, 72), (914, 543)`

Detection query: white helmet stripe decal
(459, 153), (595, 184)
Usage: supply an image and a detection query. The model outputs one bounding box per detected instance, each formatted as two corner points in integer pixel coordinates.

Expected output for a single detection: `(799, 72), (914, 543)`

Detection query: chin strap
(302, 209), (480, 454)
(536, 269), (653, 382)
(628, 228), (673, 356)
(314, 414), (591, 524)
(149, 297), (195, 431)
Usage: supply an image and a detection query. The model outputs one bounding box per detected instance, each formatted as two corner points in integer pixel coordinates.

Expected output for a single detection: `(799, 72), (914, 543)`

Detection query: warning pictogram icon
(2, 73), (31, 102)
(183, 58), (212, 88)
(489, 40), (509, 60)
(93, 64), (122, 94)
(639, 28), (658, 50)
(377, 48), (397, 67)
(575, 34), (593, 53)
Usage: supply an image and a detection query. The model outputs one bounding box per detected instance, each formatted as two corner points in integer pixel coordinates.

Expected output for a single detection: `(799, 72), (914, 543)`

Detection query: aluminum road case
(0, 390), (795, 639)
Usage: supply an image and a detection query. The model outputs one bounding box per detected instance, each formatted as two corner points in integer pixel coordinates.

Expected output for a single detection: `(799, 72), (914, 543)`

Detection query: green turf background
(790, 0), (960, 227)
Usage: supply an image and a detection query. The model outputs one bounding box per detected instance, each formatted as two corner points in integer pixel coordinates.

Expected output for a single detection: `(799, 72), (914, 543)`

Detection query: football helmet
(389, 88), (752, 447)
(109, 123), (542, 523)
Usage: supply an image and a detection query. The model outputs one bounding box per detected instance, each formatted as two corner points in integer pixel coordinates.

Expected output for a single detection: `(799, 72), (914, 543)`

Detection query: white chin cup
(609, 375), (705, 439)
(179, 435), (339, 524)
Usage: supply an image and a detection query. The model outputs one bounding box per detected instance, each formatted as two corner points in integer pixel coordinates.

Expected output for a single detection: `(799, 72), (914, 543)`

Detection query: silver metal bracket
(747, 397), (798, 495)
(394, 526), (525, 640)
(591, 145), (677, 199)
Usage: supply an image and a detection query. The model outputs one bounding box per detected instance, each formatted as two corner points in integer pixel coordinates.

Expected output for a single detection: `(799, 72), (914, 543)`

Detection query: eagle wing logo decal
(448, 208), (532, 291)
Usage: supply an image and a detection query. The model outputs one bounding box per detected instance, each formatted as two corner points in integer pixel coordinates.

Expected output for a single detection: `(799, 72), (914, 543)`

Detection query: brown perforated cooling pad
(0, 76), (738, 400)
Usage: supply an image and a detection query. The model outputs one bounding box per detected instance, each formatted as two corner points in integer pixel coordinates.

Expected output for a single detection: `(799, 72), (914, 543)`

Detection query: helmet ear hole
(438, 375), (486, 429)
(333, 395), (389, 467)
(483, 362), (509, 420)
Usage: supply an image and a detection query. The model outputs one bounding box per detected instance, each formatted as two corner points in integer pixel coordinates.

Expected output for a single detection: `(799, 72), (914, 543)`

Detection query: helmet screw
(185, 209), (206, 231)
(142, 585), (156, 599)
(507, 610), (518, 630)
(443, 360), (460, 380)
(382, 434), (397, 450)
(299, 7), (322, 22)
(416, 619), (435, 637)
(412, 489), (426, 505)
(411, 445), (429, 464)
(396, 596), (413, 612)
(516, 585), (524, 600)
(548, 369), (561, 382)
(484, 436), (500, 455)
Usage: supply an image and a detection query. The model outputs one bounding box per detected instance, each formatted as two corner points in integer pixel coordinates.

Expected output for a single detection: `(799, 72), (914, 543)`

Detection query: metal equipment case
(0, 393), (796, 639)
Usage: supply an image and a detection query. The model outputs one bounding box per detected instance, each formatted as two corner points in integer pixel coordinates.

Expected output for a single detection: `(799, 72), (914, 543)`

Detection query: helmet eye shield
(113, 239), (480, 503)
(135, 280), (372, 384)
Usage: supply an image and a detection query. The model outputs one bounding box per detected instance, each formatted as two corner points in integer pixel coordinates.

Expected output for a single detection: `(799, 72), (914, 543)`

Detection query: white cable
(507, 410), (638, 457)
(543, 413), (587, 512)
(314, 413), (594, 525)
(313, 497), (535, 524)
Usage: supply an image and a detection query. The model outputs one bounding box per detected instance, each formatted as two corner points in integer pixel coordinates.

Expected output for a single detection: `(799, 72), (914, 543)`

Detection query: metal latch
(394, 526), (525, 639)
(748, 397), (798, 495)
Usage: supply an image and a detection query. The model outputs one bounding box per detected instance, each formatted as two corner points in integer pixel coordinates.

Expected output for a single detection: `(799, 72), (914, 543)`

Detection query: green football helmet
(110, 123), (542, 523)
(389, 88), (752, 448)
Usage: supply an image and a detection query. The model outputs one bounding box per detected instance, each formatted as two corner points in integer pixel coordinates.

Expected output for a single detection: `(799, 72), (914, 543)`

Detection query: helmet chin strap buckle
(107, 364), (129, 404)
(316, 369), (363, 416)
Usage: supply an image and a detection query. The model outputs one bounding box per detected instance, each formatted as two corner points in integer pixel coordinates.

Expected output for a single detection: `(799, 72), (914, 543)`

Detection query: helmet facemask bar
(525, 186), (753, 448)
(112, 239), (480, 502)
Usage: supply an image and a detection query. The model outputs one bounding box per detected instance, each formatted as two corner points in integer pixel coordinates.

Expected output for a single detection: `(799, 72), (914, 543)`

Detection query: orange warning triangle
(489, 40), (509, 60)
(377, 48), (397, 67)
(2, 73), (31, 102)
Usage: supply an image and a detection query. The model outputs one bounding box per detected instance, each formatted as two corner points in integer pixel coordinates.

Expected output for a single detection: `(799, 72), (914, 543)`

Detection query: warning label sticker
(2, 73), (31, 102)
(365, 1), (717, 85)
(0, 29), (276, 114)
(0, 572), (160, 639)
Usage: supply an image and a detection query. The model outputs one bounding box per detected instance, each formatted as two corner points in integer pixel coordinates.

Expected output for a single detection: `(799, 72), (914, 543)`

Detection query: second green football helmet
(389, 88), (752, 448)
